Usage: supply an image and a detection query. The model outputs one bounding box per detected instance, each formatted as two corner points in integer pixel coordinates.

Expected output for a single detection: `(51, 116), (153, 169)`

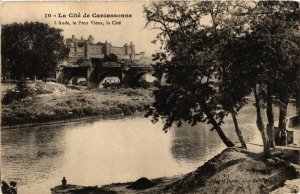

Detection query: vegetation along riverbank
(1, 82), (153, 127)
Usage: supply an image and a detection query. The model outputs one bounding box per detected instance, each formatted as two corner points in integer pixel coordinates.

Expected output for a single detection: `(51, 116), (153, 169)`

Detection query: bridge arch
(123, 70), (153, 87)
(96, 70), (123, 87)
(57, 63), (154, 87)
(59, 66), (88, 85)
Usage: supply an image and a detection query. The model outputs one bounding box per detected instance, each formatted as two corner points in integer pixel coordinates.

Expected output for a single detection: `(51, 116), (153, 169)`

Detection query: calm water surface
(2, 106), (261, 194)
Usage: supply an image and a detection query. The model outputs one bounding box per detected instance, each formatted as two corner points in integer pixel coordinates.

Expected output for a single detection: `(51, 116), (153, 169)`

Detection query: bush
(82, 106), (95, 115)
(118, 103), (136, 115)
(2, 90), (17, 105)
(2, 80), (32, 104)
(16, 79), (31, 97)
(106, 107), (123, 115)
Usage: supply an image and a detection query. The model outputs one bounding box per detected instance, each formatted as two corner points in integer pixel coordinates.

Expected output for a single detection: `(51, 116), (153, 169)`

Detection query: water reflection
(171, 125), (222, 163)
(0, 112), (261, 194)
(1, 125), (66, 187)
(170, 105), (259, 165)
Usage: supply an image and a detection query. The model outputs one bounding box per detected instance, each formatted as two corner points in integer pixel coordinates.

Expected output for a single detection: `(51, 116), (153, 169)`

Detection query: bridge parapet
(102, 62), (122, 68)
(100, 61), (153, 70)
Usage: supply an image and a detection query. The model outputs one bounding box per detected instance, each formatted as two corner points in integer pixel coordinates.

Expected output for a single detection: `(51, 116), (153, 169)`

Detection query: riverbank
(50, 147), (300, 194)
(1, 82), (153, 127)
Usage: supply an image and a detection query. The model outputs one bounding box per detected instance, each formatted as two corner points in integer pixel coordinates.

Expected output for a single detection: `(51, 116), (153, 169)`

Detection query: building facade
(65, 35), (145, 65)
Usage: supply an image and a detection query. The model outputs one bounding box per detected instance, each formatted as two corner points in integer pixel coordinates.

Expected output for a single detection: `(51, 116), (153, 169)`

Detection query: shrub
(82, 106), (95, 115)
(106, 107), (123, 115)
(118, 103), (136, 115)
(2, 90), (17, 105)
(2, 80), (33, 104)
(16, 80), (31, 98)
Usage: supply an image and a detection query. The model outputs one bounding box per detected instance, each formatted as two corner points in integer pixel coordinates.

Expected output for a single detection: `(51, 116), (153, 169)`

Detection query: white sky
(1, 2), (160, 56)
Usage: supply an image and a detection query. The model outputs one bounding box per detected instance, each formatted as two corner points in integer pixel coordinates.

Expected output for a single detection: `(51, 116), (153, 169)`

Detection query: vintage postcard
(1, 1), (300, 194)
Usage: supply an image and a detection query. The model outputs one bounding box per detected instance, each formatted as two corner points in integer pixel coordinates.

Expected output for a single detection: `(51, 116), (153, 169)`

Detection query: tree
(1, 22), (69, 81)
(217, 36), (253, 149)
(243, 1), (300, 155)
(145, 1), (300, 157)
(144, 1), (251, 147)
(210, 1), (259, 149)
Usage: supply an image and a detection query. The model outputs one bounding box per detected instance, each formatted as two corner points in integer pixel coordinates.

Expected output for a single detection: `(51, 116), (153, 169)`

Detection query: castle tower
(124, 43), (128, 55)
(74, 42), (77, 56)
(85, 40), (90, 59)
(104, 41), (110, 56)
(129, 41), (135, 61)
(88, 35), (95, 44)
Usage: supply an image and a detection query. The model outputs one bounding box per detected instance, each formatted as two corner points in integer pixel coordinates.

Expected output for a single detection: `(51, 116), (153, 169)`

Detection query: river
(1, 105), (264, 194)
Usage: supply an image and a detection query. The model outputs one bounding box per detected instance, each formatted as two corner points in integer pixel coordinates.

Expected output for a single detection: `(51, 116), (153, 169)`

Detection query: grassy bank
(1, 82), (153, 126)
(50, 147), (300, 194)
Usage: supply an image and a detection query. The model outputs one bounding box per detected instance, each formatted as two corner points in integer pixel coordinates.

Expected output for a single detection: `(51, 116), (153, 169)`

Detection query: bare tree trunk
(254, 85), (270, 158)
(203, 103), (235, 147)
(278, 99), (288, 146)
(297, 90), (300, 118)
(297, 65), (300, 120)
(266, 86), (275, 148)
(231, 109), (247, 149)
(208, 114), (235, 147)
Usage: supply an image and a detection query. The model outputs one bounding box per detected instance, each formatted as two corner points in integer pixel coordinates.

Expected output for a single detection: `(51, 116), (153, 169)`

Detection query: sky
(1, 1), (160, 56)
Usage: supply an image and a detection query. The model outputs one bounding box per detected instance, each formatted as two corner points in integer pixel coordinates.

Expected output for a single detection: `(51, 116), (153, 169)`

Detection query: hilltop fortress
(65, 35), (146, 64)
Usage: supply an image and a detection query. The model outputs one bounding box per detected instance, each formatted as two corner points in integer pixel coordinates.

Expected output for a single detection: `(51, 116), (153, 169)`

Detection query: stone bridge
(56, 61), (154, 87)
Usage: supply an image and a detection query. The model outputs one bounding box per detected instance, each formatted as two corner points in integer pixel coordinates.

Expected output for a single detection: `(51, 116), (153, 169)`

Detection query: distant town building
(64, 35), (146, 65)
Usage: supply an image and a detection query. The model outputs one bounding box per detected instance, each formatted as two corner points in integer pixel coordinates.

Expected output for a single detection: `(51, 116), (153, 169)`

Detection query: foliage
(144, 2), (254, 147)
(146, 2), (220, 129)
(1, 22), (69, 80)
(145, 2), (255, 145)
(2, 87), (152, 126)
(245, 1), (300, 99)
(144, 1), (300, 152)
(245, 2), (300, 154)
(2, 80), (32, 104)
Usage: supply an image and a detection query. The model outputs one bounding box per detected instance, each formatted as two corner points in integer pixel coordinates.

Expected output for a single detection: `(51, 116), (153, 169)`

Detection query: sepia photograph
(1, 1), (300, 194)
